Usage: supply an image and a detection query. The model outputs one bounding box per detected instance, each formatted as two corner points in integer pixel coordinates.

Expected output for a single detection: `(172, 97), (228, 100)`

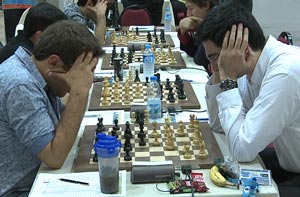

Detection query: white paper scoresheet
(29, 171), (127, 197)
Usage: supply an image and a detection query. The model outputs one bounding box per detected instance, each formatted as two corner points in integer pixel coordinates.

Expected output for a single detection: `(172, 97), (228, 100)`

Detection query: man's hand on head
(48, 52), (98, 94)
(218, 24), (251, 81)
(88, 0), (108, 21)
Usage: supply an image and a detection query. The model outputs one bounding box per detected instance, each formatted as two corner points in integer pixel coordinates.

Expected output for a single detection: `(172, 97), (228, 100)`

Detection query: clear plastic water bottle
(143, 44), (155, 80)
(147, 76), (162, 120)
(164, 7), (172, 32)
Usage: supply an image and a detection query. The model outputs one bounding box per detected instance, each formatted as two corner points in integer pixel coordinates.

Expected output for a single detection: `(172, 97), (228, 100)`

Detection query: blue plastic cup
(94, 134), (121, 194)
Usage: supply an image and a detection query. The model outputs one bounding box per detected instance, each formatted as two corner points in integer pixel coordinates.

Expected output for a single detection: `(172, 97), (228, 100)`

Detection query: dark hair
(23, 2), (67, 37)
(33, 20), (103, 67)
(198, 1), (265, 51)
(77, 0), (97, 6)
(187, 0), (218, 8)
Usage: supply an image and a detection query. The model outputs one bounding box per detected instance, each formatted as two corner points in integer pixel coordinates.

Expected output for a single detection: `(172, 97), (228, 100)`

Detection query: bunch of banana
(209, 165), (238, 188)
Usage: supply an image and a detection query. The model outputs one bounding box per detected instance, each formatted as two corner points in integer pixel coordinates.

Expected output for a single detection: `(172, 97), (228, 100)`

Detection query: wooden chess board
(101, 51), (186, 70)
(88, 81), (200, 111)
(73, 122), (223, 172)
(104, 34), (175, 47)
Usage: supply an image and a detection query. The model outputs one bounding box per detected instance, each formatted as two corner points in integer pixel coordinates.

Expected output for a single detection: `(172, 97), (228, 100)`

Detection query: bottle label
(165, 13), (171, 21)
(143, 55), (154, 63)
(148, 103), (161, 115)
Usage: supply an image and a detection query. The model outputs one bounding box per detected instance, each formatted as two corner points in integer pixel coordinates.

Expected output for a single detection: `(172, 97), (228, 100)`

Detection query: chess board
(73, 122), (223, 172)
(88, 81), (200, 111)
(104, 34), (175, 47)
(101, 51), (186, 70)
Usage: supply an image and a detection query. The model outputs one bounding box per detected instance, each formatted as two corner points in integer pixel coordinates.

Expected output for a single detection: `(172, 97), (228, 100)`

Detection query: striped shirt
(2, 0), (38, 10)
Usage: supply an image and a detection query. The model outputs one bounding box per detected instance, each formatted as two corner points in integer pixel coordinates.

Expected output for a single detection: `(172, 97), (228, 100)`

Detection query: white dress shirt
(205, 35), (300, 173)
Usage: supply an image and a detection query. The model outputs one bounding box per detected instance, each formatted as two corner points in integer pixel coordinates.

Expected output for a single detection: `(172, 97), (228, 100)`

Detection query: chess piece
(189, 114), (196, 128)
(101, 94), (109, 106)
(144, 109), (149, 124)
(134, 69), (141, 82)
(113, 118), (120, 130)
(183, 142), (192, 159)
(124, 121), (133, 138)
(120, 47), (125, 58)
(124, 148), (132, 161)
(130, 111), (136, 123)
(95, 117), (106, 133)
(166, 132), (175, 151)
(139, 133), (146, 146)
(111, 128), (118, 138)
(167, 88), (176, 103)
(147, 31), (152, 42)
(165, 78), (172, 90)
(198, 141), (208, 159)
(160, 29), (166, 43)
(152, 133), (160, 146)
(177, 120), (185, 137)
(151, 121), (159, 138)
(177, 83), (187, 100)
(145, 76), (149, 86)
(123, 134), (132, 152)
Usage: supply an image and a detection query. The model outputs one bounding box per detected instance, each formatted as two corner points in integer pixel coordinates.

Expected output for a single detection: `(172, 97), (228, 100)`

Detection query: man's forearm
(38, 89), (89, 168)
(94, 16), (106, 48)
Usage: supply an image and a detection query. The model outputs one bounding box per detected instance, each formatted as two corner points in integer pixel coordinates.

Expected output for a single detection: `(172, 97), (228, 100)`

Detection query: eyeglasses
(207, 53), (220, 64)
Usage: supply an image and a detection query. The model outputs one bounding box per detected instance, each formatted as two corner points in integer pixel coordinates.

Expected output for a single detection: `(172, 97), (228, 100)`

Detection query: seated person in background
(0, 20), (103, 196)
(178, 0), (253, 76)
(122, 0), (164, 25)
(198, 2), (300, 196)
(178, 0), (217, 75)
(170, 0), (187, 26)
(64, 0), (108, 47)
(0, 2), (67, 64)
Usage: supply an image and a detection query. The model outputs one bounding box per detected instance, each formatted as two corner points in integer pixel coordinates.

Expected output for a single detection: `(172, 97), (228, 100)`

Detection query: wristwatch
(220, 78), (238, 91)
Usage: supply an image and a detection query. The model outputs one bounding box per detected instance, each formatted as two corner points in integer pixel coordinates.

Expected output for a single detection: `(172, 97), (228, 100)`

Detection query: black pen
(59, 178), (89, 186)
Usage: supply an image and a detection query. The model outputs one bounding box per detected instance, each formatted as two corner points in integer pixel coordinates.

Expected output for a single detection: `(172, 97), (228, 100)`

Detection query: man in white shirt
(198, 2), (300, 196)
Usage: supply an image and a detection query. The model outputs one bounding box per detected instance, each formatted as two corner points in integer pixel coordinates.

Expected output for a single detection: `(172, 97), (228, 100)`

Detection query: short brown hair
(33, 20), (103, 67)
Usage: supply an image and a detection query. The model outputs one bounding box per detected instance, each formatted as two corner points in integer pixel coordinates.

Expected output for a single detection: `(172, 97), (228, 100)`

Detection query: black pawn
(93, 153), (98, 162)
(113, 118), (120, 130)
(135, 27), (139, 36)
(165, 78), (172, 90)
(124, 148), (132, 161)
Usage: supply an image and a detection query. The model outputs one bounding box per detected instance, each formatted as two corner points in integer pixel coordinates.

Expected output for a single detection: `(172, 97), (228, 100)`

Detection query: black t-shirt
(0, 31), (34, 64)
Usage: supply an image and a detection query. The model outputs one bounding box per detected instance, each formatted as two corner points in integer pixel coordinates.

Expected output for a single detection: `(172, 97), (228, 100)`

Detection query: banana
(209, 165), (237, 188)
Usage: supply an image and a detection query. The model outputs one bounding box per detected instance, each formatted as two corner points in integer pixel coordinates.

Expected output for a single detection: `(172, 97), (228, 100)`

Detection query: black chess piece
(168, 88), (176, 103)
(178, 88), (187, 100)
(93, 153), (98, 162)
(165, 78), (172, 90)
(120, 48), (125, 58)
(155, 37), (159, 44)
(139, 133), (146, 146)
(153, 29), (157, 37)
(124, 121), (133, 138)
(127, 50), (133, 64)
(134, 69), (141, 82)
(123, 134), (132, 152)
(174, 74), (181, 85)
(124, 148), (132, 161)
(96, 117), (106, 133)
(111, 128), (119, 138)
(135, 27), (139, 36)
(147, 31), (152, 42)
(113, 118), (120, 130)
(160, 29), (166, 43)
(145, 76), (149, 86)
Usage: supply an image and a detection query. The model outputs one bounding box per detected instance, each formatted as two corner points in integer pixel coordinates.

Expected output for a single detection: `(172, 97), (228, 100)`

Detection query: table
(30, 31), (279, 197)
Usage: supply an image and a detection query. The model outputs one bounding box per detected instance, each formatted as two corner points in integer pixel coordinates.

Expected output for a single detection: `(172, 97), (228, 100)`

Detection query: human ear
(47, 55), (65, 71)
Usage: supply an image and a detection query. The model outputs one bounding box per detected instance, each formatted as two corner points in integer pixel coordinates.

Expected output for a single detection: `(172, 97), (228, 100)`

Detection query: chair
(120, 4), (152, 26)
